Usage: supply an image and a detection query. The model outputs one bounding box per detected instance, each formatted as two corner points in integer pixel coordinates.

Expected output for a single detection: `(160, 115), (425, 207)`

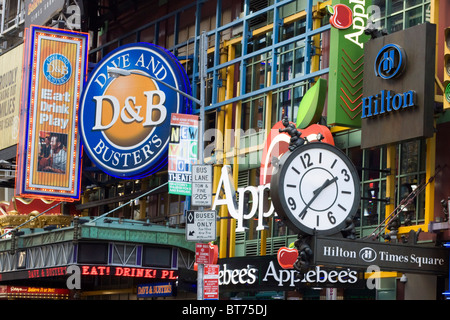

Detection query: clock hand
(313, 176), (338, 195)
(299, 176), (338, 219)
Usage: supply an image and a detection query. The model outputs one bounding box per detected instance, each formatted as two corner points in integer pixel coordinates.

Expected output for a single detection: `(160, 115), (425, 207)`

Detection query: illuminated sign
(0, 285), (69, 299)
(80, 265), (178, 279)
(15, 26), (89, 201)
(168, 113), (198, 195)
(80, 43), (192, 179)
(218, 256), (364, 290)
(0, 265), (178, 282)
(213, 165), (273, 232)
(137, 282), (173, 298)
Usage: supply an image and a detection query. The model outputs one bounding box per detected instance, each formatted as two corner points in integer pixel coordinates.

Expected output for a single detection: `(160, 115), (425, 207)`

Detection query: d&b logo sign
(80, 43), (192, 178)
(43, 53), (72, 85)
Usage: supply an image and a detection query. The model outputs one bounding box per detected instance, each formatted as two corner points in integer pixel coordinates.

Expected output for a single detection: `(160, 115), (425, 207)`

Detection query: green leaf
(326, 5), (334, 15)
(296, 78), (327, 129)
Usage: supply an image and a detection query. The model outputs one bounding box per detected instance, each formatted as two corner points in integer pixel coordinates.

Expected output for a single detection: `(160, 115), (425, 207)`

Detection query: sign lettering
(314, 236), (449, 275)
(212, 166), (274, 232)
(218, 257), (364, 290)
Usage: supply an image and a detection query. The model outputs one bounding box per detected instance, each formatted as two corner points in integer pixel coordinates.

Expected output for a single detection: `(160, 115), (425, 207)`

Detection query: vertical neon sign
(15, 26), (89, 201)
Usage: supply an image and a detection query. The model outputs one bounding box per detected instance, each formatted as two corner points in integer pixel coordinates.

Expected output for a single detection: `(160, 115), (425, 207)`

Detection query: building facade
(0, 0), (447, 300)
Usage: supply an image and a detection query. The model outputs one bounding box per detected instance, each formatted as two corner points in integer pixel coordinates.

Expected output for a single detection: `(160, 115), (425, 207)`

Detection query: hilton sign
(361, 23), (436, 149)
(313, 237), (449, 275)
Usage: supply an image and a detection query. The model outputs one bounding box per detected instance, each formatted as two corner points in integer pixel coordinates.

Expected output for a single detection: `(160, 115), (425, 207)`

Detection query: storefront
(217, 235), (449, 300)
(0, 219), (197, 300)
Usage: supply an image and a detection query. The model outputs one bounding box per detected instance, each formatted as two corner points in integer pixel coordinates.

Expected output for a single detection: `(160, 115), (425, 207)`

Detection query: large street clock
(270, 142), (360, 236)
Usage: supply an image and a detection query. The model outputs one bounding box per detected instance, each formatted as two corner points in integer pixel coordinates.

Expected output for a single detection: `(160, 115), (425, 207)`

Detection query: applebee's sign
(327, 0), (373, 127)
(218, 256), (363, 290)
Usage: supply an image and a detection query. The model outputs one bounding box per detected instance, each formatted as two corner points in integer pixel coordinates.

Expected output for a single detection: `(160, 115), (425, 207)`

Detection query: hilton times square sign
(313, 237), (448, 275)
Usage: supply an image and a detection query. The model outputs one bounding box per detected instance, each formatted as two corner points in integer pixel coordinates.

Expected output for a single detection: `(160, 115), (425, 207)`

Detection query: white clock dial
(271, 142), (360, 236)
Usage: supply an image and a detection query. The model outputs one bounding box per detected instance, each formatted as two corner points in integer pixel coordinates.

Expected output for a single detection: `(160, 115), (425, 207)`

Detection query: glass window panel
(363, 148), (382, 181)
(372, 0), (386, 17)
(387, 14), (403, 33)
(242, 98), (265, 132)
(143, 246), (172, 268)
(405, 7), (423, 28)
(362, 181), (380, 226)
(406, 0), (422, 8)
(169, 194), (179, 214)
(388, 0), (404, 14)
(400, 140), (419, 175)
(398, 176), (416, 224)
(294, 45), (305, 77)
(425, 4), (431, 22)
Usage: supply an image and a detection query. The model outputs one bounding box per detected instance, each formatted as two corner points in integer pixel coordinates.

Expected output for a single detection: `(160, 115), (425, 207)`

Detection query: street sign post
(203, 264), (219, 300)
(191, 164), (213, 206)
(186, 210), (217, 242)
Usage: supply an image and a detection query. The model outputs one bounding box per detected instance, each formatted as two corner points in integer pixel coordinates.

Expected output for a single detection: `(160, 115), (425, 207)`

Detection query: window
(357, 140), (426, 236)
(77, 243), (109, 264)
(372, 0), (431, 34)
(142, 246), (173, 268)
(110, 243), (140, 266)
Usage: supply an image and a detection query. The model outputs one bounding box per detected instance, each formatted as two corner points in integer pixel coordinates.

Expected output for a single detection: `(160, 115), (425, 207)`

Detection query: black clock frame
(270, 142), (361, 236)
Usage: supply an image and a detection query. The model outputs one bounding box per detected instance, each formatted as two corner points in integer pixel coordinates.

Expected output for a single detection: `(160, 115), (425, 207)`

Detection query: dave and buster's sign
(80, 43), (192, 179)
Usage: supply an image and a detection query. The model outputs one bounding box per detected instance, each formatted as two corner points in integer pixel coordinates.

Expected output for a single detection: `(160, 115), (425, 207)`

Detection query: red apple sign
(327, 4), (353, 30)
(277, 247), (298, 269)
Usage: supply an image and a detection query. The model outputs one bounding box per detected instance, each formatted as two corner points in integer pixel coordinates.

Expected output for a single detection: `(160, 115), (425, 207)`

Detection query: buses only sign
(186, 210), (216, 241)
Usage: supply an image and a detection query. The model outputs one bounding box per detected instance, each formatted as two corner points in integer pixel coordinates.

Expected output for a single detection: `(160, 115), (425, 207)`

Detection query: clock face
(270, 142), (360, 236)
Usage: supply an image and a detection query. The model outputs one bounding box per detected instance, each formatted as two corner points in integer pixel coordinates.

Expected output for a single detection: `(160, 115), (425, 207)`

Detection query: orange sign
(16, 26), (89, 201)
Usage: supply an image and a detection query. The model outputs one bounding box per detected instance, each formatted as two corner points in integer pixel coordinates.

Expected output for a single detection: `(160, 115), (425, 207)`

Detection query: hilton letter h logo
(381, 49), (395, 75)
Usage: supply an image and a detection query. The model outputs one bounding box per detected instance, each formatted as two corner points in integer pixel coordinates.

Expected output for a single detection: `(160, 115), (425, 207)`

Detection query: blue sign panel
(79, 43), (192, 179)
(137, 282), (174, 298)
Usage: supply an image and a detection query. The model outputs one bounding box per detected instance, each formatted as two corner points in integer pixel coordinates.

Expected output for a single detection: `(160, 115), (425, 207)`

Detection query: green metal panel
(79, 221), (195, 252)
(0, 220), (195, 253)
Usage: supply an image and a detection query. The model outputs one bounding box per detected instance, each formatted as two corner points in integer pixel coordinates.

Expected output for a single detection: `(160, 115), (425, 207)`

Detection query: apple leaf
(288, 242), (295, 249)
(296, 78), (327, 129)
(326, 5), (334, 15)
